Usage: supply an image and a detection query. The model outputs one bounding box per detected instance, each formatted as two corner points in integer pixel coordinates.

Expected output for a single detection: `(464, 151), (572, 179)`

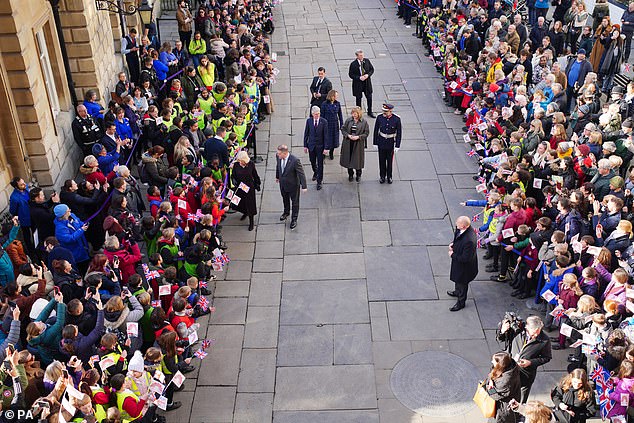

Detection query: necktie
(359, 60), (364, 75)
(281, 158), (286, 173)
(314, 119), (318, 127)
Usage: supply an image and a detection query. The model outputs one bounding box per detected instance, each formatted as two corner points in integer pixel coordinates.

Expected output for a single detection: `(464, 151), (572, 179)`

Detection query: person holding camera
(498, 315), (552, 402)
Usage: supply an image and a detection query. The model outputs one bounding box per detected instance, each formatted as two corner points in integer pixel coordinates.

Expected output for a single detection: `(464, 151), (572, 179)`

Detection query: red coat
(498, 209), (527, 241)
(170, 194), (193, 229)
(103, 243), (142, 284)
(524, 206), (542, 228)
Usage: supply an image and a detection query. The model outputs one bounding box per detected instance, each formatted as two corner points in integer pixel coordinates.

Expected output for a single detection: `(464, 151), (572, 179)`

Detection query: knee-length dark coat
(450, 226), (479, 285)
(340, 116), (369, 170)
(320, 100), (344, 149)
(231, 161), (261, 216)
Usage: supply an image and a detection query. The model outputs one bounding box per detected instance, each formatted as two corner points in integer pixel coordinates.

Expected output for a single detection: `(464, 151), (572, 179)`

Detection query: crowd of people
(399, 0), (634, 421)
(0, 0), (278, 421)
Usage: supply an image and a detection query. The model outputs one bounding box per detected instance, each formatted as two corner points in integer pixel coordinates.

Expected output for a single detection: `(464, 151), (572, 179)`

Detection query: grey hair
(525, 316), (543, 329)
(598, 158), (612, 170)
(311, 106), (321, 114)
(104, 236), (120, 249)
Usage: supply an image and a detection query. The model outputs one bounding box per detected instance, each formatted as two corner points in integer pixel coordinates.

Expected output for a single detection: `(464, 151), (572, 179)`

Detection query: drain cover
(390, 351), (481, 417)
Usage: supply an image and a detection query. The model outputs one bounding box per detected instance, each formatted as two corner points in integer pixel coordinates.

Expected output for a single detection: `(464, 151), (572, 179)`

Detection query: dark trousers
(378, 148), (394, 179)
(308, 148), (324, 183)
(454, 281), (468, 306)
(126, 58), (140, 86)
(355, 92), (373, 113)
(347, 168), (362, 177)
(280, 187), (300, 221)
(179, 30), (192, 52)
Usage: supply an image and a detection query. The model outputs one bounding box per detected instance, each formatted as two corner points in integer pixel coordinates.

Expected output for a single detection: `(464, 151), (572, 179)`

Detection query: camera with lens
(499, 312), (525, 333)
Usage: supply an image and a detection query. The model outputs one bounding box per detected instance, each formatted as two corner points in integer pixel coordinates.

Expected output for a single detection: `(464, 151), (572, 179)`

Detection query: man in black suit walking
(309, 67), (333, 107)
(276, 144), (307, 230)
(447, 216), (479, 311)
(348, 49), (375, 117)
(303, 106), (328, 190)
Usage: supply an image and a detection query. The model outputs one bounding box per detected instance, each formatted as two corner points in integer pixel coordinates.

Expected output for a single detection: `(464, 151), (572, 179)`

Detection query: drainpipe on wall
(48, 0), (78, 107)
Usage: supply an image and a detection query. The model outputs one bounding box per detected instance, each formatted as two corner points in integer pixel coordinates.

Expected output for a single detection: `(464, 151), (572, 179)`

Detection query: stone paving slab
(389, 219), (454, 246)
(387, 300), (485, 340)
(243, 306), (280, 349)
(280, 279), (370, 324)
(365, 246), (437, 301)
(273, 411), (380, 423)
(237, 349), (277, 392)
(359, 182), (417, 221)
(234, 393), (274, 423)
(277, 325), (333, 366)
(274, 365), (377, 411)
(318, 207), (363, 253)
(283, 253), (366, 280)
(334, 323), (373, 364)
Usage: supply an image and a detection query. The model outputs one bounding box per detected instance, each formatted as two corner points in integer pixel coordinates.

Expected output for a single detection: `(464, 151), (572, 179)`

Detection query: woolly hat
(623, 117), (634, 129)
(128, 351), (144, 373)
(576, 144), (590, 156)
(92, 143), (104, 156)
(578, 104), (590, 115)
(577, 48), (587, 55)
(610, 176), (625, 188)
(53, 204), (69, 218)
(603, 141), (617, 153)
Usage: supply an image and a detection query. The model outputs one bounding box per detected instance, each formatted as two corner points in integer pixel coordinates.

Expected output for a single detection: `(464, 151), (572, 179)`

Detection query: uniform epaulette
(392, 113), (401, 118)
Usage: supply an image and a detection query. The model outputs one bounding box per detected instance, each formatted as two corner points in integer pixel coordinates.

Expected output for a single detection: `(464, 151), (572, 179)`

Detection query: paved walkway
(160, 0), (573, 421)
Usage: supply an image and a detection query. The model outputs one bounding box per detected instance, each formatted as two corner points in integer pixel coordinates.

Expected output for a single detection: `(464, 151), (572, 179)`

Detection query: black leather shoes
(312, 174), (317, 181)
(280, 213), (289, 221)
(290, 220), (297, 230)
(356, 175), (361, 182)
(387, 178), (393, 184)
(367, 112), (376, 118)
(166, 401), (182, 411)
(348, 175), (354, 181)
(450, 303), (465, 312)
(379, 178), (386, 184)
(317, 183), (322, 190)
(447, 290), (458, 297)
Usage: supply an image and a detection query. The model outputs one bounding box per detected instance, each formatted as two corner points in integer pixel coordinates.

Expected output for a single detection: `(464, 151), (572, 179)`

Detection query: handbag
(473, 381), (497, 418)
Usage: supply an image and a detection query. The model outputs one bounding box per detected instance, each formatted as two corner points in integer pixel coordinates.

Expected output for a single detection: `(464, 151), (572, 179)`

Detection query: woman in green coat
(26, 292), (66, 366)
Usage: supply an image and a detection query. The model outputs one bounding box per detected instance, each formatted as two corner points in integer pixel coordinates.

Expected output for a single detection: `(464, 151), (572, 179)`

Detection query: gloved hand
(394, 147), (400, 153)
(373, 145), (378, 150)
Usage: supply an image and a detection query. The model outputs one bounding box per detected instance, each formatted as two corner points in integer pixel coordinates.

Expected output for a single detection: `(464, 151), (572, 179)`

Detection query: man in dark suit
(447, 216), (478, 311)
(348, 49), (375, 117)
(497, 315), (552, 402)
(203, 126), (230, 168)
(276, 144), (307, 230)
(309, 67), (332, 107)
(303, 106), (328, 190)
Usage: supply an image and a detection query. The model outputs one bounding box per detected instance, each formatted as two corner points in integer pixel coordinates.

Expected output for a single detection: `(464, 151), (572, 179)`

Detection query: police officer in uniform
(71, 104), (103, 156)
(373, 103), (402, 184)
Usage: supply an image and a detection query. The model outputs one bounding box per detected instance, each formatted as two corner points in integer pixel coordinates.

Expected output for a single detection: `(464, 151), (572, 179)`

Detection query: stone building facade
(0, 0), (155, 213)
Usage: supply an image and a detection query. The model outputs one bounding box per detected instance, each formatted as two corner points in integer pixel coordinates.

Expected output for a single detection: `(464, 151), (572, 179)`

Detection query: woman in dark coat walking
(485, 352), (521, 423)
(320, 90), (344, 160)
(340, 107), (369, 182)
(231, 151), (261, 231)
(550, 368), (596, 423)
(599, 27), (625, 93)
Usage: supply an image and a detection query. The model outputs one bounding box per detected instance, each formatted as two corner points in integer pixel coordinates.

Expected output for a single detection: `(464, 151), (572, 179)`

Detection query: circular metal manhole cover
(390, 350), (481, 417)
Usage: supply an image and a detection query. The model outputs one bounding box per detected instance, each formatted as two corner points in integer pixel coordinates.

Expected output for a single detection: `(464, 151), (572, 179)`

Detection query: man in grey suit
(276, 144), (307, 230)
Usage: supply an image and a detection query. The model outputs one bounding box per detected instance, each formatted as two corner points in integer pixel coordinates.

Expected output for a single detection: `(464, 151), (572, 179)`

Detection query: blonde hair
(522, 400), (553, 423)
(617, 220), (633, 236)
(562, 273), (583, 297)
(576, 295), (598, 313)
(44, 361), (63, 382)
(236, 150), (250, 164)
(351, 106), (363, 119)
(105, 296), (125, 313)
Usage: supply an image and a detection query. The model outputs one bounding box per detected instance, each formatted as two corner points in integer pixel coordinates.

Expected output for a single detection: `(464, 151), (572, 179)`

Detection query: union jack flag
(201, 339), (214, 350)
(590, 364), (615, 418)
(151, 300), (162, 308)
(142, 264), (161, 281)
(194, 349), (208, 360)
(626, 63), (632, 73)
(466, 149), (477, 157)
(199, 280), (208, 289)
(197, 296), (210, 311)
(472, 212), (482, 222)
(549, 306), (566, 320)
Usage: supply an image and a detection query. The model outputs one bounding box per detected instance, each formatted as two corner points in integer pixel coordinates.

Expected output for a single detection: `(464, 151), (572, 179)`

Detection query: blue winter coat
(97, 151), (120, 176)
(0, 226), (19, 286)
(153, 59), (169, 81)
(9, 188), (30, 227)
(115, 118), (134, 141)
(535, 0), (549, 8)
(540, 267), (574, 304)
(320, 100), (344, 149)
(54, 213), (90, 263)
